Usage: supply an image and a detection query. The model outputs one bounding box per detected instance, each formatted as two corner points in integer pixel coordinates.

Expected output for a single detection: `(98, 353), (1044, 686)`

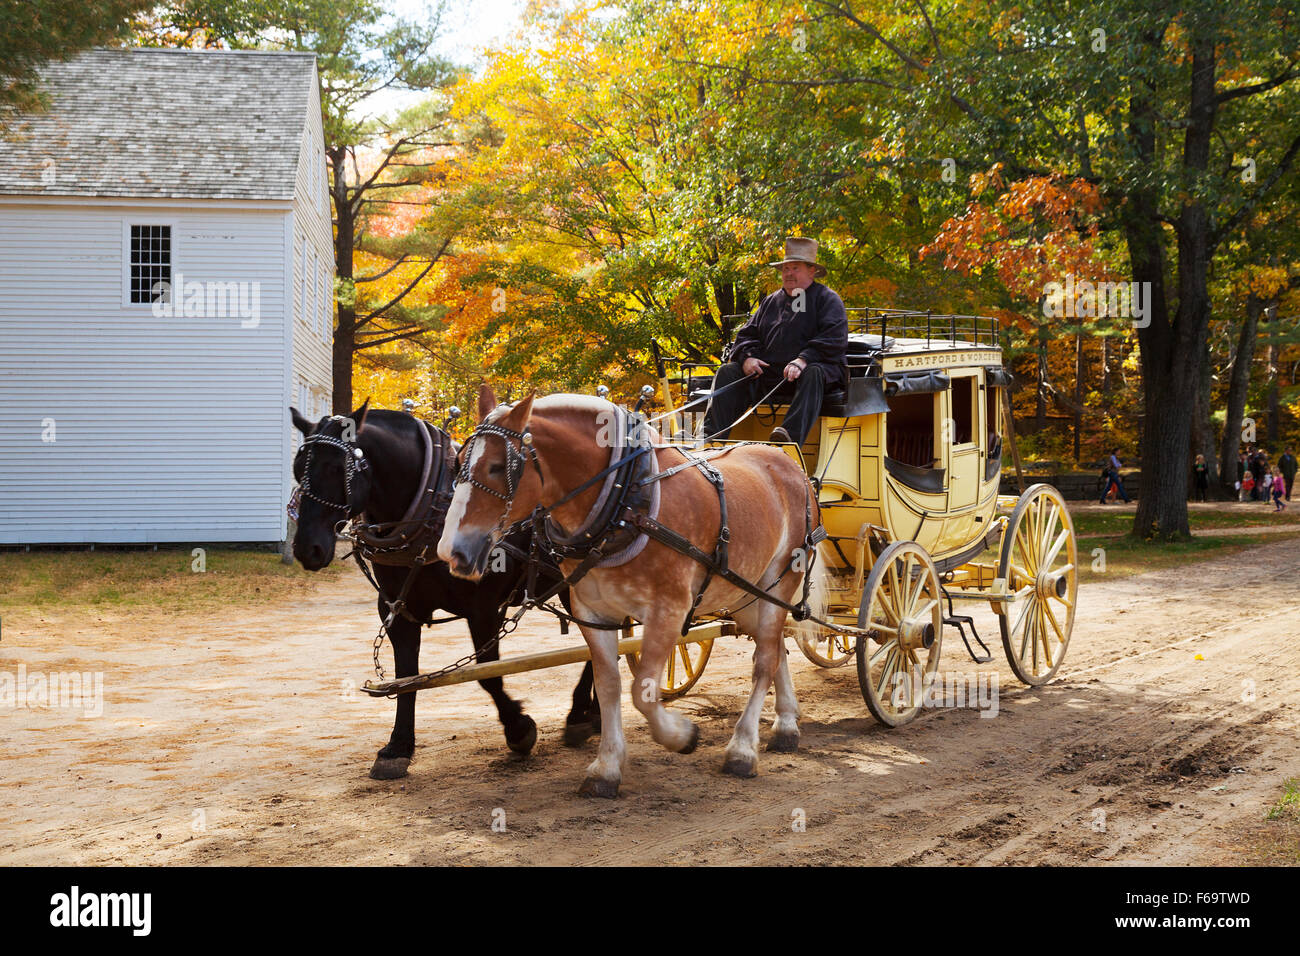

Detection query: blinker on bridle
(456, 420), (538, 504)
(289, 419), (370, 520)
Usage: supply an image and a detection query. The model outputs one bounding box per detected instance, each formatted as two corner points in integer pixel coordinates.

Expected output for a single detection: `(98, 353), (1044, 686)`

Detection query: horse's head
(438, 384), (540, 580)
(289, 400), (375, 571)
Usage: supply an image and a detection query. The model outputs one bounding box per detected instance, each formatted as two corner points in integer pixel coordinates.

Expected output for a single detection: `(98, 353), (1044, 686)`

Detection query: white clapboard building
(0, 48), (333, 544)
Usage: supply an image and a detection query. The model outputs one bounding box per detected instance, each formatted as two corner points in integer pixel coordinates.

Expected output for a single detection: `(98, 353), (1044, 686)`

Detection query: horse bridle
(456, 418), (544, 537)
(289, 421), (370, 520)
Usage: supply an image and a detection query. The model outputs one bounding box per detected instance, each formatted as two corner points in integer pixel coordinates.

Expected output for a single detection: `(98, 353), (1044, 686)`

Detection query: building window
(304, 241), (314, 328)
(319, 264), (331, 342)
(129, 225), (171, 303)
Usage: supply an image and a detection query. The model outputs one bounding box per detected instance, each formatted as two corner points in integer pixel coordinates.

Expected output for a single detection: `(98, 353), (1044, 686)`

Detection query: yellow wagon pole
(361, 620), (736, 697)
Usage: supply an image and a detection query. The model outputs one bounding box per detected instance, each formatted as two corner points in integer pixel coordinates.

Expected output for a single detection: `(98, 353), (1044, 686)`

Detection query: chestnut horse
(438, 386), (824, 797)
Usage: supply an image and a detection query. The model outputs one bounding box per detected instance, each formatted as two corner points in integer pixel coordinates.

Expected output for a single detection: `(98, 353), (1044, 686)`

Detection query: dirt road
(2, 539), (1297, 865)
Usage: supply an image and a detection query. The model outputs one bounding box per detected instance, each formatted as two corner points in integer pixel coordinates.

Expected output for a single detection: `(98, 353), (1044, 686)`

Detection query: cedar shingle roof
(0, 48), (318, 200)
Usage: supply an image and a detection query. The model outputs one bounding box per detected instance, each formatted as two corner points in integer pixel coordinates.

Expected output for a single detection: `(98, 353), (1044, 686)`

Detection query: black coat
(729, 282), (848, 388)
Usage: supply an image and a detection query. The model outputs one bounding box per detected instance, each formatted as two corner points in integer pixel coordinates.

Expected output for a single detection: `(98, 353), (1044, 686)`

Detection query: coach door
(945, 372), (981, 541)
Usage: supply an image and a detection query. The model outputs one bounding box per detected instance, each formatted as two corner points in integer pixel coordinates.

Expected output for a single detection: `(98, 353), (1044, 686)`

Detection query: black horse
(289, 402), (598, 780)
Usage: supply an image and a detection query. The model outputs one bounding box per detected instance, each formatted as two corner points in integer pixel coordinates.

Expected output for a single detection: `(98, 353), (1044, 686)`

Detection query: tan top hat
(769, 236), (827, 277)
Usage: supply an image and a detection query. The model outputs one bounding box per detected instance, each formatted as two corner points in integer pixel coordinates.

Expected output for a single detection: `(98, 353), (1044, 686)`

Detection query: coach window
(886, 392), (938, 468)
(986, 383), (1002, 444)
(951, 375), (976, 445)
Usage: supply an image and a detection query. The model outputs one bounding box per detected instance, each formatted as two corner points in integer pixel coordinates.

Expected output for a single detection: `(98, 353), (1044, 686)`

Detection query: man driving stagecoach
(703, 236), (849, 447)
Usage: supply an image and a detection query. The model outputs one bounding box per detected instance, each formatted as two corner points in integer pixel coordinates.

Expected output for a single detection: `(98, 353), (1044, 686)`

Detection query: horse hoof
(767, 731), (800, 753)
(563, 721), (595, 748)
(369, 756), (411, 780)
(579, 776), (620, 799)
(721, 754), (757, 778)
(678, 723), (701, 754)
(506, 716), (538, 755)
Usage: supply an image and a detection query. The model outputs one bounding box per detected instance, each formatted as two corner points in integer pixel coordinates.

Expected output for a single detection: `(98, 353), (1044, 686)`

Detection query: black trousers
(702, 361), (826, 446)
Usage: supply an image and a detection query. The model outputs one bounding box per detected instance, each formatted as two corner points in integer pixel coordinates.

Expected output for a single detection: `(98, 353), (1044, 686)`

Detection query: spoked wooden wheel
(623, 619), (713, 701)
(788, 620), (855, 667)
(855, 541), (943, 727)
(997, 483), (1078, 685)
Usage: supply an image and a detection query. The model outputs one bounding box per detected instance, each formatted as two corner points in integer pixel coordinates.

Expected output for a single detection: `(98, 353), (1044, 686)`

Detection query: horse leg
(371, 612), (421, 780)
(722, 603), (786, 778)
(767, 642), (801, 753)
(629, 612), (700, 755)
(578, 624), (625, 798)
(563, 662), (600, 747)
(469, 609), (537, 756)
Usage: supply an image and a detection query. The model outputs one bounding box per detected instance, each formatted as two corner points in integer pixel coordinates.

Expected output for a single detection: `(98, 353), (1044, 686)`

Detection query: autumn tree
(145, 0), (459, 413)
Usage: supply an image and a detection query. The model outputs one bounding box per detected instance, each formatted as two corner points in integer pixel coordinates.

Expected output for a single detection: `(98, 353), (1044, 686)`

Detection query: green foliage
(0, 0), (154, 112)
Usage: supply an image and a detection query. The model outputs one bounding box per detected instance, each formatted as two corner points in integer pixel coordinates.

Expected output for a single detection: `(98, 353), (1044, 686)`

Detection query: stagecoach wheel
(623, 620), (714, 701)
(855, 541), (943, 728)
(997, 483), (1078, 686)
(788, 620), (855, 667)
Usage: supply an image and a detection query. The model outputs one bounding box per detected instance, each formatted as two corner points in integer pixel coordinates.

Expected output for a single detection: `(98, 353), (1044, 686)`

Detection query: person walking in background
(1280, 447), (1298, 502)
(1248, 446), (1266, 501)
(1099, 448), (1131, 504)
(1271, 466), (1288, 512)
(1240, 468), (1255, 502)
(1192, 454), (1209, 502)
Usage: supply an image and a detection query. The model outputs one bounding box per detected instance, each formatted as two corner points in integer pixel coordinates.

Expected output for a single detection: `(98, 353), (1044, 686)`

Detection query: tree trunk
(1128, 28), (1221, 540)
(1266, 332), (1280, 446)
(1218, 293), (1262, 487)
(1073, 332), (1083, 462)
(1193, 349), (1220, 491)
(1035, 323), (1047, 433)
(331, 148), (355, 415)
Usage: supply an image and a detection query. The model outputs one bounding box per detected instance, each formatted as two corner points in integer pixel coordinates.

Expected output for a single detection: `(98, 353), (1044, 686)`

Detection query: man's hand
(742, 357), (768, 377)
(783, 358), (807, 382)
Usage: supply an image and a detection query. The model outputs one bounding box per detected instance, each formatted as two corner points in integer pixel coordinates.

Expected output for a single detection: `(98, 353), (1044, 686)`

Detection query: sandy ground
(2, 538), (1298, 866)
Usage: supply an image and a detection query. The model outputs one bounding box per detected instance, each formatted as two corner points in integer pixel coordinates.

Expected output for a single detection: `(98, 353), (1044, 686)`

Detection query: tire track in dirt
(3, 537), (1298, 865)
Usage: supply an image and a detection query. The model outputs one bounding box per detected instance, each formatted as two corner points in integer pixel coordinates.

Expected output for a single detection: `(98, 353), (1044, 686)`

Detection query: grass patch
(0, 547), (346, 611)
(1265, 777), (1300, 822)
(1073, 507), (1300, 537)
(1076, 531), (1300, 582)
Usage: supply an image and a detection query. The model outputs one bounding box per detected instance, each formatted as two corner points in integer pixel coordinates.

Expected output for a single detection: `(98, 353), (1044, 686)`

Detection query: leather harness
(462, 401), (827, 635)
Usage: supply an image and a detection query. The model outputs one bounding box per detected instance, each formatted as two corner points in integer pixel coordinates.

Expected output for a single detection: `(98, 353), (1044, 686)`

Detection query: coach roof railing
(720, 307), (1001, 350)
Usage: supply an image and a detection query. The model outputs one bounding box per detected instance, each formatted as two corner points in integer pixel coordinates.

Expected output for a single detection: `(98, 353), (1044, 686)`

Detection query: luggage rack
(713, 307), (1000, 350)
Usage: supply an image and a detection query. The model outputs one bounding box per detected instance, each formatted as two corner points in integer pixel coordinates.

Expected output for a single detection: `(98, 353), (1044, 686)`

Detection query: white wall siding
(288, 80), (333, 422)
(0, 202), (291, 543)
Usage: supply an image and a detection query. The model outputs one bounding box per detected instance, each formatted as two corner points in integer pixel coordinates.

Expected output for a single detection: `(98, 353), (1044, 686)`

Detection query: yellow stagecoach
(637, 308), (1079, 727)
(363, 309), (1078, 733)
